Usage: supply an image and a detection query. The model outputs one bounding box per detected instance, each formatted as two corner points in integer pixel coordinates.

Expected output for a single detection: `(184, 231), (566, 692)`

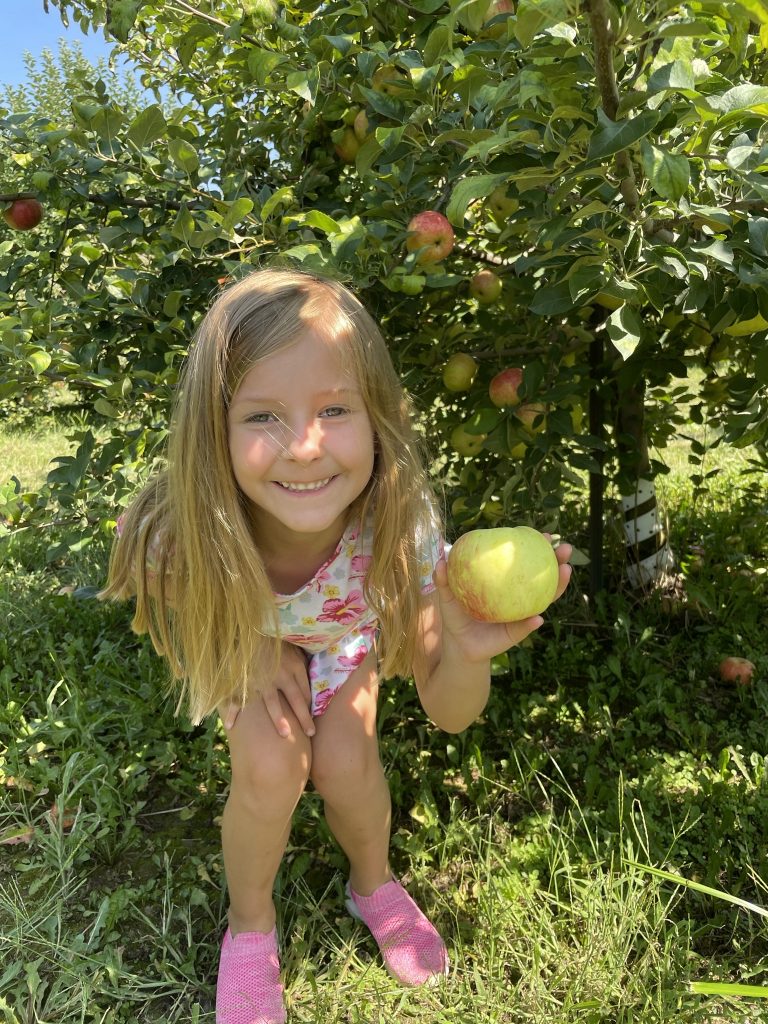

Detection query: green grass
(0, 418), (77, 493)
(1, 423), (767, 1022)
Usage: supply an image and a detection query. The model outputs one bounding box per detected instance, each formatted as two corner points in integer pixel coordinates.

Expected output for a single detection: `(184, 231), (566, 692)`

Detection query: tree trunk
(617, 381), (675, 588)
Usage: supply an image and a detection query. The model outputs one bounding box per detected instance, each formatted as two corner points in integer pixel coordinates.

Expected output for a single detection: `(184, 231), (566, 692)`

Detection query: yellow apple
(447, 526), (559, 622)
(443, 353), (478, 391)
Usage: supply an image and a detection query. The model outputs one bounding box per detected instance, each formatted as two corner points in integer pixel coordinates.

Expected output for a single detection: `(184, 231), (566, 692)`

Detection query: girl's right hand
(218, 642), (315, 738)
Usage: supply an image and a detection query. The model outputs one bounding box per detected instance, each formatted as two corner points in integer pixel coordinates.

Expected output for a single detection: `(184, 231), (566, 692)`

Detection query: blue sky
(3, 0), (116, 88)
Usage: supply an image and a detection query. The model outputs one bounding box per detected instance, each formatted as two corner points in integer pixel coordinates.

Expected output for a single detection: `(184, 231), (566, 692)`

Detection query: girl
(102, 268), (572, 1023)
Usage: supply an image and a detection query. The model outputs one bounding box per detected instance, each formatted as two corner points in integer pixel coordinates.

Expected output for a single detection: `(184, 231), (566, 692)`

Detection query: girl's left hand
(433, 541), (573, 663)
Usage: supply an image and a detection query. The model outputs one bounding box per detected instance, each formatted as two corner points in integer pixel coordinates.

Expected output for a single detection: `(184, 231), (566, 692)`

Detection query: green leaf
(529, 280), (577, 315)
(248, 50), (288, 87)
(107, 0), (142, 43)
(26, 350), (52, 375)
(640, 141), (690, 202)
(756, 345), (768, 386)
(168, 138), (200, 174)
(732, 0), (768, 24)
(645, 59), (696, 96)
(304, 210), (341, 234)
(445, 173), (509, 226)
(515, 0), (569, 49)
(126, 105), (167, 149)
(706, 85), (768, 116)
(690, 982), (768, 998)
(606, 306), (643, 359)
(221, 198), (254, 234)
(94, 398), (120, 418)
(261, 187), (294, 221)
(587, 109), (660, 162)
(424, 24), (453, 67)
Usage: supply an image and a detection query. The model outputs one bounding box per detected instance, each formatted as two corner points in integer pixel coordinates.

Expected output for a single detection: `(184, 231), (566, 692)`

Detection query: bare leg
(309, 652), (392, 896)
(222, 694), (312, 935)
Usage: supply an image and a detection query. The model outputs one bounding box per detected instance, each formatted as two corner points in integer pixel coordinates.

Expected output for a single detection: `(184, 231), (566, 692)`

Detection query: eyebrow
(231, 386), (362, 407)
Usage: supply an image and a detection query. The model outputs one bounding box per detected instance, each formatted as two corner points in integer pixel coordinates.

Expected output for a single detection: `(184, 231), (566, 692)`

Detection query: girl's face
(227, 329), (376, 548)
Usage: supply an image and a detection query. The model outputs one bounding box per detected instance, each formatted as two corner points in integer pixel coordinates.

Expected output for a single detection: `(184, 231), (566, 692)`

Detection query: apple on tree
(333, 127), (360, 163)
(515, 402), (547, 433)
(447, 526), (559, 622)
(487, 185), (519, 226)
(3, 198), (43, 231)
(450, 423), (486, 457)
(469, 269), (503, 304)
(443, 352), (478, 392)
(406, 211), (455, 265)
(489, 366), (523, 407)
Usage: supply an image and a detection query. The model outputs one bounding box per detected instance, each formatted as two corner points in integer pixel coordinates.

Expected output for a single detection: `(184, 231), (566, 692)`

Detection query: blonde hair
(100, 267), (439, 724)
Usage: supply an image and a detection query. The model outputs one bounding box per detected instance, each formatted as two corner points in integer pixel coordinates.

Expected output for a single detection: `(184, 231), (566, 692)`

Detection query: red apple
(719, 657), (755, 685)
(489, 366), (523, 408)
(443, 353), (478, 392)
(469, 269), (503, 304)
(406, 210), (455, 265)
(3, 198), (43, 231)
(481, 0), (514, 38)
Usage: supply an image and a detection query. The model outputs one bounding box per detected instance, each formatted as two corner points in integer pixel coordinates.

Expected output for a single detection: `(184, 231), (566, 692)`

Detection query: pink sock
(346, 879), (449, 986)
(215, 927), (286, 1024)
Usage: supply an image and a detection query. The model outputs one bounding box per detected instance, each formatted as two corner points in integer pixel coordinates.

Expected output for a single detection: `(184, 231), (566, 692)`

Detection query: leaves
(587, 109), (660, 161)
(640, 141), (690, 202)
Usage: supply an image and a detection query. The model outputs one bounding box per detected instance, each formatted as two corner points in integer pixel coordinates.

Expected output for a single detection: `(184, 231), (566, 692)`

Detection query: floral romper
(275, 517), (443, 717)
(117, 513), (443, 717)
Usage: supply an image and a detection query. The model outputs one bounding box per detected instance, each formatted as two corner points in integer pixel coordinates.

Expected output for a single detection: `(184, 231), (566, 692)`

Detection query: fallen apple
(719, 656), (755, 685)
(447, 526), (559, 622)
(443, 353), (478, 392)
(406, 210), (455, 265)
(3, 198), (43, 231)
(469, 269), (502, 304)
(489, 366), (523, 407)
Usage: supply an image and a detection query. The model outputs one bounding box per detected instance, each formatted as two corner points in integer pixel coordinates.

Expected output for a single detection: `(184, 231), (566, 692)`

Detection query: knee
(231, 732), (311, 812)
(309, 732), (382, 803)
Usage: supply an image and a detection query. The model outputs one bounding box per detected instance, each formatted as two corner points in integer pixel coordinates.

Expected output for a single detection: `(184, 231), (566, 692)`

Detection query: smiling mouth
(275, 477), (334, 492)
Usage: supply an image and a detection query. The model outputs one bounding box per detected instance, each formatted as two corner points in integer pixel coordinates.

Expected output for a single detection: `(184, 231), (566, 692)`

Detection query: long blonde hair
(100, 267), (439, 724)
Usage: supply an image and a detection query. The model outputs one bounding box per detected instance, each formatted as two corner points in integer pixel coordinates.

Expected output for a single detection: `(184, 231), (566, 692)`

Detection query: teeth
(279, 478), (331, 491)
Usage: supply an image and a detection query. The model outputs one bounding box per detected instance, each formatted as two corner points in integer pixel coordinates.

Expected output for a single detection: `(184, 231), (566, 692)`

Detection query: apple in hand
(447, 526), (559, 622)
(489, 366), (523, 407)
(469, 269), (502, 304)
(719, 657), (755, 685)
(3, 198), (43, 230)
(406, 211), (455, 265)
(443, 353), (478, 392)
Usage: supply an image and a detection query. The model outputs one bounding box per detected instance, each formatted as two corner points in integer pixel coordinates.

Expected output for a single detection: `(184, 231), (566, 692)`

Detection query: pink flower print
(317, 589), (366, 625)
(350, 554), (372, 579)
(309, 567), (333, 593)
(336, 644), (369, 673)
(313, 687), (339, 717)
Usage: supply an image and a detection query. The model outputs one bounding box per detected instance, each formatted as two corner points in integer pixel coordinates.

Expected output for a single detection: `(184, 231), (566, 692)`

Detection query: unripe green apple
(447, 526), (559, 622)
(353, 109), (370, 141)
(469, 269), (502, 304)
(451, 423), (486, 457)
(334, 127), (360, 163)
(443, 353), (478, 392)
(487, 185), (519, 225)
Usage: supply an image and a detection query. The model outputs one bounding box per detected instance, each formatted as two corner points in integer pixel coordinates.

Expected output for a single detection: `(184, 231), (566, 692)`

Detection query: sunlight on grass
(0, 421), (76, 493)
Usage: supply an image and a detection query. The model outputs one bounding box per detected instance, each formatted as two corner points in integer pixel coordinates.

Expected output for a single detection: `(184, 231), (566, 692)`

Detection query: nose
(286, 418), (323, 462)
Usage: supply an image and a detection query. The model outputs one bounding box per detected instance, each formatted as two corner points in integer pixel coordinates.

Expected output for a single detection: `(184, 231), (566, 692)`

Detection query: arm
(413, 542), (573, 734)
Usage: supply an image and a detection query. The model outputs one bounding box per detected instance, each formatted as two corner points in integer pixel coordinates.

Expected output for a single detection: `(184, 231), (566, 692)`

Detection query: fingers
(262, 687), (294, 739)
(281, 674), (316, 738)
(504, 614), (544, 647)
(218, 699), (241, 731)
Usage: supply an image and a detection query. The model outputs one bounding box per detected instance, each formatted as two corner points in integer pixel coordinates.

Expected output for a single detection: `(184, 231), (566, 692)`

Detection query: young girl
(102, 268), (571, 1023)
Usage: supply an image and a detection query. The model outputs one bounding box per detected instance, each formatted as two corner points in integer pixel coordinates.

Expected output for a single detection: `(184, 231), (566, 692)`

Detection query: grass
(1, 418), (767, 1022)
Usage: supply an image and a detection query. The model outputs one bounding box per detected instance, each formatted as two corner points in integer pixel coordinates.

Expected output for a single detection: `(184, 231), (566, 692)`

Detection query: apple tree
(1, 0), (767, 591)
